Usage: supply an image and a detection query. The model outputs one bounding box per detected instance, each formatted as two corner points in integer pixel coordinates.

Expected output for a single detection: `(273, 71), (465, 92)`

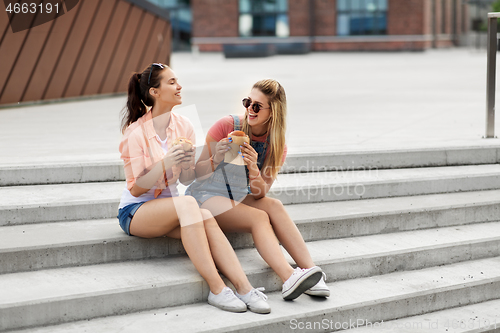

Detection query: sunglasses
(148, 63), (165, 86)
(242, 97), (270, 114)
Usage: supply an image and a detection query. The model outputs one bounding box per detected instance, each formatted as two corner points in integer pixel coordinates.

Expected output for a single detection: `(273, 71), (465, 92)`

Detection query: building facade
(0, 0), (171, 106)
(191, 0), (469, 52)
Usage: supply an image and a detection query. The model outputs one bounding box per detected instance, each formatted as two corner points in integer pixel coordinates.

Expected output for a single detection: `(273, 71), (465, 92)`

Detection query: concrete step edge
(2, 165), (500, 225)
(1, 145), (499, 186)
(2, 190), (500, 273)
(6, 256), (500, 333)
(344, 299), (500, 332)
(2, 224), (500, 330)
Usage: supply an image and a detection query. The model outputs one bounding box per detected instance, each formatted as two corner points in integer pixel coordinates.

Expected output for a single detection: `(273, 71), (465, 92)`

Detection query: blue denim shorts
(117, 202), (146, 236)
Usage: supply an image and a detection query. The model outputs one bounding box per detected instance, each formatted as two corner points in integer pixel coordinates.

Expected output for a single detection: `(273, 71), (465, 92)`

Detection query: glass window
(239, 0), (251, 13)
(352, 0), (362, 11)
(239, 14), (253, 37)
(146, 0), (192, 51)
(276, 0), (287, 12)
(378, 0), (388, 11)
(276, 14), (289, 37)
(337, 14), (350, 36)
(336, 0), (387, 35)
(338, 0), (348, 11)
(239, 0), (288, 37)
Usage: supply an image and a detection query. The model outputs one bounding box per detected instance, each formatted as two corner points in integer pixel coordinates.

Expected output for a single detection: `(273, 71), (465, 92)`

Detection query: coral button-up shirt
(119, 110), (195, 195)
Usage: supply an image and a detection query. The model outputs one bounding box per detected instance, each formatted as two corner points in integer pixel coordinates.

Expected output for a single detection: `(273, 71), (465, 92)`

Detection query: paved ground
(0, 48), (499, 166)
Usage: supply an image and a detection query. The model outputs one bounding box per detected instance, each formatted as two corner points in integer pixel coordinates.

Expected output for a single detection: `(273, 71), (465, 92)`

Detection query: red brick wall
(191, 0), (465, 52)
(314, 0), (336, 36)
(288, 0), (310, 36)
(191, 0), (238, 38)
(387, 0), (426, 35)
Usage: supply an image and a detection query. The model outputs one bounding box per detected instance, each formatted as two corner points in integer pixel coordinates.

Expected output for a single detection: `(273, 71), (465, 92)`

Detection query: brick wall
(288, 0), (310, 36)
(314, 0), (336, 36)
(191, 0), (465, 52)
(388, 0), (425, 35)
(191, 0), (238, 38)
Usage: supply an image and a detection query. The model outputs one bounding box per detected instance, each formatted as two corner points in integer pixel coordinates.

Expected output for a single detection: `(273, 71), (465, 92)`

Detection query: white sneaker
(236, 287), (271, 314)
(208, 287), (247, 313)
(304, 272), (330, 297)
(282, 266), (322, 300)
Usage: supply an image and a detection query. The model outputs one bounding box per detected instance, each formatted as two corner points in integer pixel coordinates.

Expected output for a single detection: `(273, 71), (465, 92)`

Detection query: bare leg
(202, 196), (294, 282)
(242, 196), (315, 269)
(130, 196), (226, 294)
(200, 209), (253, 295)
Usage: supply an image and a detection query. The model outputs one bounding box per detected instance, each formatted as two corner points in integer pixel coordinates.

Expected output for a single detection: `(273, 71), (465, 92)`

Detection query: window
(146, 0), (192, 50)
(337, 0), (387, 36)
(239, 0), (289, 37)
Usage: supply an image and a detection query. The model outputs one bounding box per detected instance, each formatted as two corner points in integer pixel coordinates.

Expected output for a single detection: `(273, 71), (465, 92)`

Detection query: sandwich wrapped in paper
(173, 137), (193, 151)
(224, 130), (249, 165)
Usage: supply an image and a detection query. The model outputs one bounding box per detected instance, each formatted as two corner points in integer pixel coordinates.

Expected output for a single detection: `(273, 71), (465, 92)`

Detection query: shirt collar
(141, 109), (177, 140)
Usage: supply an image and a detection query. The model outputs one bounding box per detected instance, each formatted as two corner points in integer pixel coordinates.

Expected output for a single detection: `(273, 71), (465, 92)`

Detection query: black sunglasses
(242, 97), (270, 114)
(148, 63), (165, 86)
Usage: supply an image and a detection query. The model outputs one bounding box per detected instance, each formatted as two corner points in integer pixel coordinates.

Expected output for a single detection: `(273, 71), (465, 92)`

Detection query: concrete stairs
(1, 145), (500, 332)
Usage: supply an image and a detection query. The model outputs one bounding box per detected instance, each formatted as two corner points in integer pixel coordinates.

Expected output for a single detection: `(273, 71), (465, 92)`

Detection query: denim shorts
(117, 202), (146, 236)
(185, 162), (249, 206)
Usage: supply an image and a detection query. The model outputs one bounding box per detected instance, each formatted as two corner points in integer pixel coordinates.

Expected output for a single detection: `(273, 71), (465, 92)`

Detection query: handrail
(486, 12), (498, 138)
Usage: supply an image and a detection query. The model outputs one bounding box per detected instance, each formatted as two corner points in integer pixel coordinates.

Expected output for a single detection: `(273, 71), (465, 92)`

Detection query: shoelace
(221, 287), (236, 299)
(252, 287), (268, 301)
(321, 271), (327, 282)
(292, 267), (306, 277)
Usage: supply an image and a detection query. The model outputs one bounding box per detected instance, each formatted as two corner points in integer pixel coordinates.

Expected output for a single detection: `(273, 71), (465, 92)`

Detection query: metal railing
(486, 12), (499, 138)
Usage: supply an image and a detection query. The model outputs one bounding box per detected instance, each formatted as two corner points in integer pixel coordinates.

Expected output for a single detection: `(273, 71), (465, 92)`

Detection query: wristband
(209, 155), (216, 172)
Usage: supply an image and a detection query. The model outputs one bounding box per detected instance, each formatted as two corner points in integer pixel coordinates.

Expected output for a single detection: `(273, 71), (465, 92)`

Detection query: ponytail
(121, 64), (166, 133)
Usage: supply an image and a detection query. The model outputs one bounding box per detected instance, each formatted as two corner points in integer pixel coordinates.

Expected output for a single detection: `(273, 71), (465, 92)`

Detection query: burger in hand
(173, 137), (193, 151)
(228, 130), (249, 146)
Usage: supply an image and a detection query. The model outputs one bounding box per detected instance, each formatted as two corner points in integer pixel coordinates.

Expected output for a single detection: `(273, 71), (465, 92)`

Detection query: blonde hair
(242, 79), (286, 180)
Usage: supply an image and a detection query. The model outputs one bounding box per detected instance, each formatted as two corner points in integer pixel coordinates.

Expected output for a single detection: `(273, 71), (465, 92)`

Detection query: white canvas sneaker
(208, 287), (247, 313)
(304, 272), (330, 297)
(282, 266), (322, 300)
(236, 287), (271, 314)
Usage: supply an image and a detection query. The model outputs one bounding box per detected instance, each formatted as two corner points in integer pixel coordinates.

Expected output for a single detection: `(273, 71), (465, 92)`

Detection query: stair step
(0, 160), (124, 186)
(0, 181), (124, 226)
(345, 299), (500, 332)
(271, 164), (500, 204)
(2, 190), (499, 274)
(2, 165), (500, 226)
(2, 146), (498, 186)
(281, 145), (500, 174)
(2, 223), (500, 331)
(8, 256), (500, 333)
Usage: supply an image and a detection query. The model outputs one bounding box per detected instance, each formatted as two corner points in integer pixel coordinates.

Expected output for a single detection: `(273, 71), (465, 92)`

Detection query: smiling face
(150, 67), (182, 109)
(245, 88), (271, 130)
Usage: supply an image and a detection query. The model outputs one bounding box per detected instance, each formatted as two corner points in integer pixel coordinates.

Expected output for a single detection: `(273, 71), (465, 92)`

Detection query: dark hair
(121, 63), (166, 133)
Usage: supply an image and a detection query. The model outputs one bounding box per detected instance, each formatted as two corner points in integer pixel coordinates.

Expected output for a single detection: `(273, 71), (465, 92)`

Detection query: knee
(262, 197), (285, 212)
(251, 209), (272, 230)
(200, 208), (214, 220)
(268, 197), (284, 209)
(175, 196), (199, 213)
(200, 209), (217, 228)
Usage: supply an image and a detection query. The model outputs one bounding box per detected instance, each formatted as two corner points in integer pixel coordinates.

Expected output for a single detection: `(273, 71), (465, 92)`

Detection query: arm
(194, 134), (231, 180)
(130, 144), (186, 197)
(178, 147), (196, 185)
(240, 142), (281, 199)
